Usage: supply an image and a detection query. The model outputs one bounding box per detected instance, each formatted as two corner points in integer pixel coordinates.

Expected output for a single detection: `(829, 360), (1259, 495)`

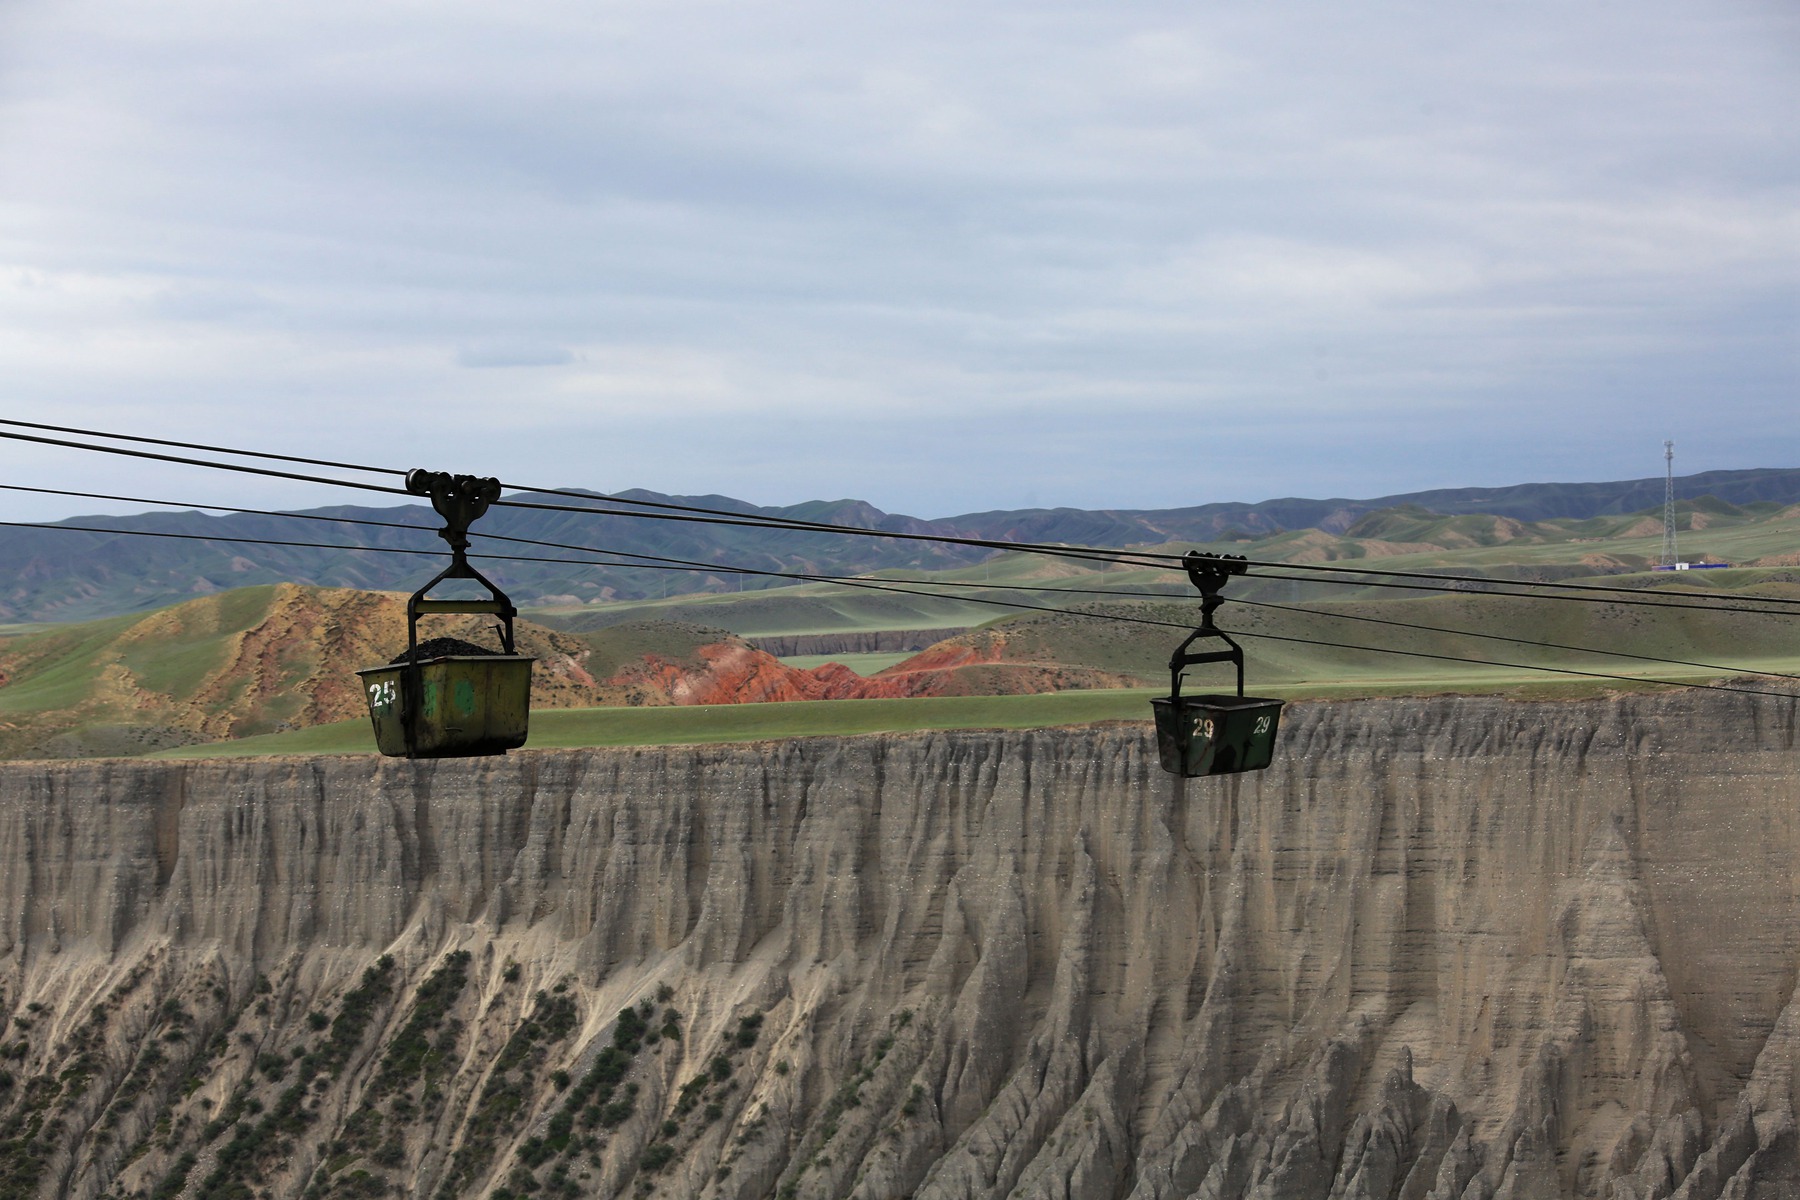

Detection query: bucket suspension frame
(1167, 551), (1249, 703)
(398, 469), (518, 758)
(402, 469), (517, 659)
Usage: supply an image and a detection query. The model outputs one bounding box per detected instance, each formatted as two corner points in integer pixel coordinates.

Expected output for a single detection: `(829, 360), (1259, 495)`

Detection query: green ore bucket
(1153, 607), (1283, 777)
(1152, 693), (1283, 777)
(358, 468), (536, 759)
(357, 651), (533, 759)
(1152, 550), (1283, 778)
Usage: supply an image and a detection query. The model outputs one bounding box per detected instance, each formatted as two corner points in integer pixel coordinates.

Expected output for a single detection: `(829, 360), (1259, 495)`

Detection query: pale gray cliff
(0, 690), (1794, 1200)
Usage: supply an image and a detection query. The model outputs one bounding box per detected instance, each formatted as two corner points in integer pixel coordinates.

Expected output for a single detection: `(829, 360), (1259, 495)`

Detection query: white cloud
(0, 0), (1792, 518)
(456, 340), (574, 369)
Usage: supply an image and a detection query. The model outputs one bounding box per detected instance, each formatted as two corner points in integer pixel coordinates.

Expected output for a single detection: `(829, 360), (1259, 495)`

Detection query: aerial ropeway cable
(7, 421), (1800, 708)
(8, 419), (1800, 611)
(9, 476), (1800, 620)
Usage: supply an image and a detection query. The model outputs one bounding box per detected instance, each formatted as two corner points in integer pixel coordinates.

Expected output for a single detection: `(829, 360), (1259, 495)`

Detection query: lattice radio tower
(1661, 440), (1678, 568)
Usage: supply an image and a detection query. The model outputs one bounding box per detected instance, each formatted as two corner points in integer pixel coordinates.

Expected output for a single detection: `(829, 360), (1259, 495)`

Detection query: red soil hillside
(857, 627), (1144, 697)
(607, 625), (1143, 706)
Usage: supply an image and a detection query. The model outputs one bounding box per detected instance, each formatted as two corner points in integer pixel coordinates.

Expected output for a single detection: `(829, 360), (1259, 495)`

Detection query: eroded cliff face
(0, 691), (1795, 1200)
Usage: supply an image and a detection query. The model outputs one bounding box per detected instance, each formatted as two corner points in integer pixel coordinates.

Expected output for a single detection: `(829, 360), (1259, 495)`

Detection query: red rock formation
(603, 633), (1139, 706)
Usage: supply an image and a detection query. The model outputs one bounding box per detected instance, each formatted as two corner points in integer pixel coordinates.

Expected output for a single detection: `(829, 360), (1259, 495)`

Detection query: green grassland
(0, 586), (283, 722)
(156, 691), (1163, 758)
(776, 652), (916, 675)
(578, 620), (739, 678)
(0, 611), (146, 716)
(984, 584), (1800, 687)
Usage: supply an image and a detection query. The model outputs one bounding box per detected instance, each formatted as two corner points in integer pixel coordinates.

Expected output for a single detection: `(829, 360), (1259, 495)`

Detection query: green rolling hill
(4, 471), (1796, 622)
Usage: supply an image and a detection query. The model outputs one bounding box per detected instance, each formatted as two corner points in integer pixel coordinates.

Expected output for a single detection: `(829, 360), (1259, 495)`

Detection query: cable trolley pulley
(1152, 551), (1284, 777)
(355, 469), (535, 758)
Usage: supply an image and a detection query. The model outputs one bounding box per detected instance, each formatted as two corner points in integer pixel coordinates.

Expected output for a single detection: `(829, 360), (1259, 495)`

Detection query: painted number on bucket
(1253, 715), (1271, 735)
(1191, 717), (1214, 740)
(368, 679), (397, 709)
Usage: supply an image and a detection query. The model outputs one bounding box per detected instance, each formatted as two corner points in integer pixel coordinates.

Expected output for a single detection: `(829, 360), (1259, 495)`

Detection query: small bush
(613, 1007), (647, 1050)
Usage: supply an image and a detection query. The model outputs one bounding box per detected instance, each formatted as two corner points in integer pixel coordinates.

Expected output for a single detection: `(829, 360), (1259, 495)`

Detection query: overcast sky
(0, 0), (1794, 522)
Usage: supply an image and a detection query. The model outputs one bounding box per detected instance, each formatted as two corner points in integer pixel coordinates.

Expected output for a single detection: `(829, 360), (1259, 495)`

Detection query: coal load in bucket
(390, 637), (504, 664)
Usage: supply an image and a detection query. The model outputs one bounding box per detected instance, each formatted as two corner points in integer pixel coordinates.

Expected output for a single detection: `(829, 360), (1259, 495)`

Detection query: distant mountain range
(4, 466), (1796, 623)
